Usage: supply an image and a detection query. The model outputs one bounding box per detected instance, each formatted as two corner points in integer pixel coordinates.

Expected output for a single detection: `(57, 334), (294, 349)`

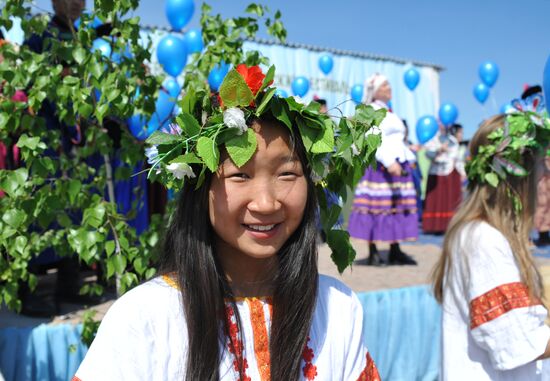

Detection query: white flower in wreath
(223, 107), (248, 135)
(167, 162), (196, 180)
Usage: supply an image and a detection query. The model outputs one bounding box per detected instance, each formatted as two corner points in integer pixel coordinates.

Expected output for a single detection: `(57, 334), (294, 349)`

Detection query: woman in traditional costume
(433, 113), (550, 380)
(73, 64), (381, 380)
(422, 122), (463, 234)
(348, 73), (418, 266)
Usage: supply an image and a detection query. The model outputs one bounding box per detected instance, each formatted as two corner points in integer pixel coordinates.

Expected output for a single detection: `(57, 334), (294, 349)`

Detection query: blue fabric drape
(359, 285), (440, 381)
(0, 324), (85, 381)
(0, 286), (441, 381)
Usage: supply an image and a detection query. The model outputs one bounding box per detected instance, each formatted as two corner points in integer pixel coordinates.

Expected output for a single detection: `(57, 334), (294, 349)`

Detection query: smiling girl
(72, 64), (381, 381)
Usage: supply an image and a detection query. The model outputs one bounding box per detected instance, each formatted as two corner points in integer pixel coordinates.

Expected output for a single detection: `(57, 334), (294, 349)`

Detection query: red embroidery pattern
(356, 352), (381, 381)
(302, 336), (318, 380)
(246, 298), (271, 381)
(470, 282), (541, 329)
(71, 377), (82, 381)
(225, 305), (251, 381)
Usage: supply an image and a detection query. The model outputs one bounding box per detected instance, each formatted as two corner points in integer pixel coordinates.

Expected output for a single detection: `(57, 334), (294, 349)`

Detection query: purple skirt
(348, 162), (418, 243)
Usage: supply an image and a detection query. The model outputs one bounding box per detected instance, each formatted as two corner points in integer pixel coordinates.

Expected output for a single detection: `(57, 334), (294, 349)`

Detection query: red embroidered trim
(356, 352), (381, 381)
(225, 305), (251, 381)
(246, 298), (271, 381)
(302, 336), (318, 380)
(470, 282), (541, 329)
(71, 377), (82, 381)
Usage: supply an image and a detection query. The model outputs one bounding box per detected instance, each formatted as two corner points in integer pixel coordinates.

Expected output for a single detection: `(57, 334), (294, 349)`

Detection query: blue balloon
(318, 54), (334, 75)
(291, 76), (310, 97)
(208, 62), (230, 91)
(416, 115), (439, 144)
(350, 84), (363, 104)
(128, 87), (175, 140)
(166, 0), (195, 31)
(275, 89), (288, 98)
(438, 103), (459, 126)
(157, 34), (187, 77)
(184, 28), (203, 53)
(479, 61), (499, 88)
(163, 78), (181, 98)
(128, 114), (148, 140)
(404, 68), (420, 90)
(543, 55), (550, 115)
(154, 88), (176, 125)
(92, 38), (111, 57)
(473, 83), (490, 104)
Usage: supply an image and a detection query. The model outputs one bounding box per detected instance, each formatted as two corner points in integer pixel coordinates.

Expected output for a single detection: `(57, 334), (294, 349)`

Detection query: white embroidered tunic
(370, 100), (416, 168)
(441, 221), (550, 380)
(73, 275), (379, 381)
(424, 132), (461, 176)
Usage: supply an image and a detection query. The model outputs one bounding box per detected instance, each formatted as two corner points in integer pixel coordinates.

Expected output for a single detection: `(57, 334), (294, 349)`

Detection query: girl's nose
(248, 184), (282, 214)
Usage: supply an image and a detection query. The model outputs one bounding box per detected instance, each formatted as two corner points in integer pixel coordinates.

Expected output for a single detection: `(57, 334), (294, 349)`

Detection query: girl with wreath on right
(432, 112), (550, 380)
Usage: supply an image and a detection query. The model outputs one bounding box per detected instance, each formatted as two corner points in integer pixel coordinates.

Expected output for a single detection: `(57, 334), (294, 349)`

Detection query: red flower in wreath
(236, 64), (271, 95)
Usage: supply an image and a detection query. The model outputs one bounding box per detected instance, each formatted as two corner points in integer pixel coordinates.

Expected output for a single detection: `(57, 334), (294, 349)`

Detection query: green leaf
(67, 180), (82, 205)
(14, 235), (28, 254)
(176, 111), (201, 137)
(73, 46), (87, 64)
(146, 131), (182, 145)
(196, 136), (220, 172)
(255, 87), (276, 116)
(219, 69), (254, 108)
(225, 128), (258, 168)
(296, 118), (317, 151)
(112, 255), (127, 274)
(484, 172), (499, 187)
(105, 240), (116, 257)
(3, 209), (26, 229)
(17, 134), (40, 150)
(310, 119), (334, 154)
(270, 97), (292, 129)
(170, 153), (202, 164)
(179, 87), (196, 115)
(83, 204), (106, 228)
(327, 229), (356, 273)
(258, 65), (275, 94)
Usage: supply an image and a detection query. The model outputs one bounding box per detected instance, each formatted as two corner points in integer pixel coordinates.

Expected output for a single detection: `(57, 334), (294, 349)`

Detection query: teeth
(247, 224), (275, 231)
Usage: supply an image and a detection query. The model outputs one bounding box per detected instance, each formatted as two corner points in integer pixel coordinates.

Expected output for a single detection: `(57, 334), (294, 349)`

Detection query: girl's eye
(228, 173), (248, 180)
(279, 171), (298, 180)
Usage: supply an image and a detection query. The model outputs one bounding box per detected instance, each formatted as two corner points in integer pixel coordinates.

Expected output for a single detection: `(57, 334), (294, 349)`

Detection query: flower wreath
(465, 109), (550, 212)
(145, 64), (386, 271)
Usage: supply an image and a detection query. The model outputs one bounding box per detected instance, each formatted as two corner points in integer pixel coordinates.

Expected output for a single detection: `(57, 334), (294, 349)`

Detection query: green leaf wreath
(145, 64), (386, 272)
(465, 110), (550, 212)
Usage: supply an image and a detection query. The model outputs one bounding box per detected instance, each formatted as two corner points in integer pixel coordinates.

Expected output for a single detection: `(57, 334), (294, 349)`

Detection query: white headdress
(363, 73), (388, 104)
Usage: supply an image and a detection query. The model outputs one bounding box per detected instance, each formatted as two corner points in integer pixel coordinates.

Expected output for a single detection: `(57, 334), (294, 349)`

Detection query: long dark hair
(160, 118), (319, 380)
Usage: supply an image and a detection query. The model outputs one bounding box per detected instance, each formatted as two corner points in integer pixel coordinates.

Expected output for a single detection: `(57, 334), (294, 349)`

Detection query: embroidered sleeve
(355, 353), (381, 381)
(462, 224), (550, 370)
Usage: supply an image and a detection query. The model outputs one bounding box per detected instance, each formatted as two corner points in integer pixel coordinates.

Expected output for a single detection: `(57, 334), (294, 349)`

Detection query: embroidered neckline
(161, 275), (273, 301)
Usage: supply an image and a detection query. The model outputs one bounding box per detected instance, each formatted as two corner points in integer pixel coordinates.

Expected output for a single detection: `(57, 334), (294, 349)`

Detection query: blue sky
(23, 0), (550, 138)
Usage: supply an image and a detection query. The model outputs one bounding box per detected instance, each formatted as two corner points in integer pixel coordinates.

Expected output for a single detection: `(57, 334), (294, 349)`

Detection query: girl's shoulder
(457, 220), (507, 244)
(317, 274), (362, 314)
(104, 275), (182, 320)
(453, 220), (515, 267)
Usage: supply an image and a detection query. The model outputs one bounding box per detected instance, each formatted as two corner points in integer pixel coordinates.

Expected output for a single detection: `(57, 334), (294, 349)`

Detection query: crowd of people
(2, 1), (550, 380)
